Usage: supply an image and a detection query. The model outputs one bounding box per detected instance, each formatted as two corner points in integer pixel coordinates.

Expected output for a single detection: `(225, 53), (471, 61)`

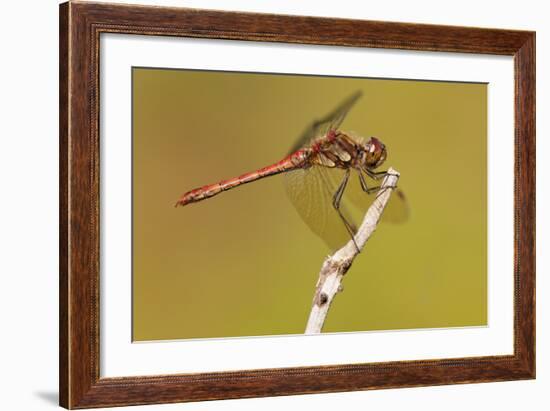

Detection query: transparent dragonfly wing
(284, 165), (409, 249)
(284, 163), (361, 250)
(288, 91), (363, 154)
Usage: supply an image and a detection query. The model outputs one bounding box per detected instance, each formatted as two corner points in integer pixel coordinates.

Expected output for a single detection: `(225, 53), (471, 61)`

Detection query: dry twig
(305, 168), (400, 334)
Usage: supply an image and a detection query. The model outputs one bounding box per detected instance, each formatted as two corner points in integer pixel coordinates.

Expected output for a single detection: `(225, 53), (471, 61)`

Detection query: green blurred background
(132, 67), (487, 341)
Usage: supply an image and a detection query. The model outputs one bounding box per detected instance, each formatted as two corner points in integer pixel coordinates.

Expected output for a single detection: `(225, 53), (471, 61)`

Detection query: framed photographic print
(59, 1), (535, 408)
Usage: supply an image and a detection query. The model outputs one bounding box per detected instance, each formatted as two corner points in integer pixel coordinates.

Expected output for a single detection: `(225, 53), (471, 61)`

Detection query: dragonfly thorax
(311, 132), (387, 172)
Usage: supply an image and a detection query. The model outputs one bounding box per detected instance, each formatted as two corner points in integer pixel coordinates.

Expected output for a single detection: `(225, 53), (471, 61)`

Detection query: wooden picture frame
(59, 1), (535, 408)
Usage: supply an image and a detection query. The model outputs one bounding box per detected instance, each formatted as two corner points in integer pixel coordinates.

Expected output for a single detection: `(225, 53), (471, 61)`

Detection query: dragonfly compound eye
(377, 147), (387, 167)
(364, 137), (386, 167)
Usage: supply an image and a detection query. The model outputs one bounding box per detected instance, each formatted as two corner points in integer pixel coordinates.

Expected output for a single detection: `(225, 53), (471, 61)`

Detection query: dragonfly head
(364, 137), (387, 169)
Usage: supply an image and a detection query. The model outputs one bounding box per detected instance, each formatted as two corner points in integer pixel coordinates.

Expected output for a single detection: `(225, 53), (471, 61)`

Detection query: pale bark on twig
(304, 168), (400, 334)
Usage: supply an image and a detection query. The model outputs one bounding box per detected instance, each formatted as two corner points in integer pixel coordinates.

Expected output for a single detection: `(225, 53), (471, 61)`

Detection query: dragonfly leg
(358, 170), (381, 194)
(365, 169), (388, 181)
(365, 169), (398, 189)
(332, 169), (360, 252)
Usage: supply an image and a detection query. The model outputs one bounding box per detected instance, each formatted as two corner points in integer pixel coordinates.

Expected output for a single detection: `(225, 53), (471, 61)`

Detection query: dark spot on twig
(319, 293), (329, 306)
(341, 260), (352, 275)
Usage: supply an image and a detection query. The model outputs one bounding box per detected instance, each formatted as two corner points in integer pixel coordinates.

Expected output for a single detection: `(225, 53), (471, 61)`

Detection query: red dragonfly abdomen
(175, 149), (310, 207)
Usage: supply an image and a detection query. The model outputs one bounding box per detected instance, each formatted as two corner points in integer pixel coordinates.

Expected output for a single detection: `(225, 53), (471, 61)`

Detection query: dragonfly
(175, 91), (408, 250)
